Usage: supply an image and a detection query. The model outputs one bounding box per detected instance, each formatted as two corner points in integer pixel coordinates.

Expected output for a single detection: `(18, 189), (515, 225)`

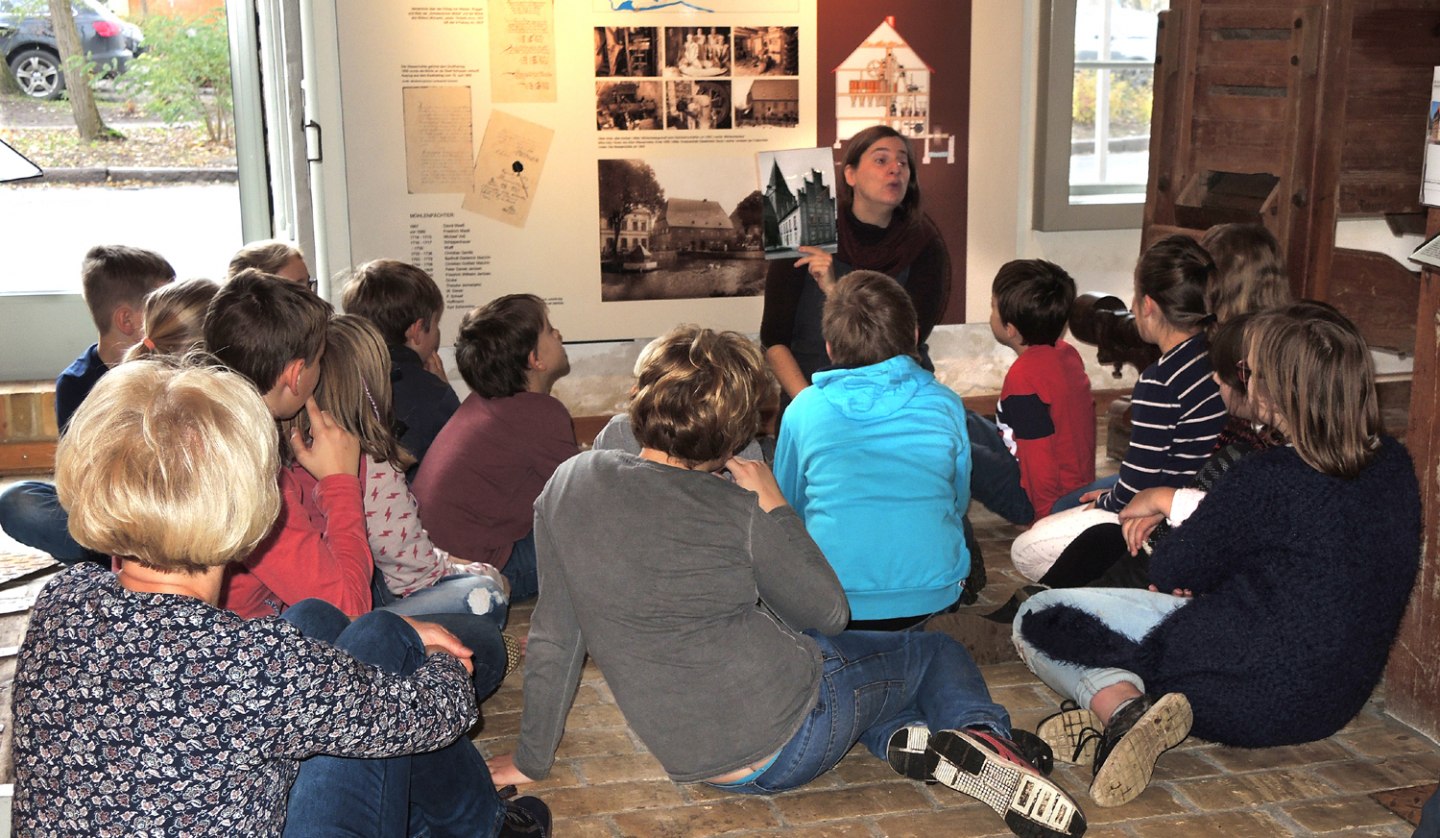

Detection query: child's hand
(1122, 513), (1162, 555)
(794, 246), (837, 295)
(1148, 583), (1194, 599)
(1078, 488), (1106, 505)
(727, 457), (789, 512)
(423, 351), (447, 380)
(1119, 486), (1176, 521)
(291, 397), (361, 481)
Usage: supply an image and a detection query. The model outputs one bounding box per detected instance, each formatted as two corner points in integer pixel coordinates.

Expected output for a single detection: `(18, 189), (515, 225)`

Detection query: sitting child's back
(774, 271), (970, 628)
(989, 259), (1094, 518)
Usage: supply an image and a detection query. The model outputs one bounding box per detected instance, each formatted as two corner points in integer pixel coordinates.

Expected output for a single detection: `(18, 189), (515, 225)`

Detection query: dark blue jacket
(389, 345), (460, 478)
(1021, 438), (1420, 747)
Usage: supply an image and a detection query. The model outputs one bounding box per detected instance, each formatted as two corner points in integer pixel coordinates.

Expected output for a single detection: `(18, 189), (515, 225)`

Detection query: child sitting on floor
(989, 258), (1095, 520)
(286, 315), (508, 626)
(412, 294), (579, 603)
(773, 270), (973, 630)
(0, 244), (174, 565)
(491, 325), (1086, 838)
(341, 259), (459, 473)
(1015, 301), (1420, 809)
(1010, 235), (1227, 582)
(123, 277), (219, 363)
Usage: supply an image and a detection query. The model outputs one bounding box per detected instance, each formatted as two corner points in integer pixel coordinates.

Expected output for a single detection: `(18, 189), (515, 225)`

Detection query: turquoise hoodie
(774, 355), (972, 621)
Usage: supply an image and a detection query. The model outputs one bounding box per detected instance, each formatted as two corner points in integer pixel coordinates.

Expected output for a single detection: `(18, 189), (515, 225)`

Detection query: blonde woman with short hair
(11, 360), (550, 836)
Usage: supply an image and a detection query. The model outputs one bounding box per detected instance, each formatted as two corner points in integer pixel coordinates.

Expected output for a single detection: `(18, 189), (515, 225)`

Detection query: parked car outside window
(0, 0), (143, 100)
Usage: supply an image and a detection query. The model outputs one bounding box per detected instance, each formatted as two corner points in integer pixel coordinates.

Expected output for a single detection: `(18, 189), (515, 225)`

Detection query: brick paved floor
(473, 500), (1438, 837)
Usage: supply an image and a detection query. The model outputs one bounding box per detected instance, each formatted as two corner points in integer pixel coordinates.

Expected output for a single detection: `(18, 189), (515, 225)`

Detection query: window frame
(1033, 0), (1156, 231)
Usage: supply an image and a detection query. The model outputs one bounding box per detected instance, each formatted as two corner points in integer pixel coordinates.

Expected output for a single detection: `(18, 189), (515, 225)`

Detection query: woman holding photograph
(759, 124), (951, 405)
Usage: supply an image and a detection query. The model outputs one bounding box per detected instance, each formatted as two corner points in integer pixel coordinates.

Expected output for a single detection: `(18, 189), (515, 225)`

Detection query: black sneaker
(498, 795), (551, 837)
(929, 728), (1087, 838)
(886, 723), (933, 780)
(1089, 693), (1191, 808)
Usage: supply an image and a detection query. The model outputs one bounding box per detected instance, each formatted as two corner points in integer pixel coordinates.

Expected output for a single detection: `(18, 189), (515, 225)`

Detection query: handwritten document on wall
(490, 0), (556, 103)
(464, 110), (554, 227)
(402, 86), (474, 194)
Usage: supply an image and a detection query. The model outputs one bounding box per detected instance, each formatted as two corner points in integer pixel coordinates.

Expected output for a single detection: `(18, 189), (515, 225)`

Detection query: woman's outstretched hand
(487, 753), (537, 786)
(794, 246), (837, 295)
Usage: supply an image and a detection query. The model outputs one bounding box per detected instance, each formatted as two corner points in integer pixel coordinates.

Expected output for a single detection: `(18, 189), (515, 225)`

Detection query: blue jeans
(0, 481), (104, 565)
(502, 531), (539, 602)
(281, 601), (505, 838)
(1416, 783), (1440, 838)
(378, 574), (509, 629)
(966, 410), (1035, 526)
(1050, 474), (1120, 514)
(712, 630), (1011, 794)
(1012, 587), (1189, 709)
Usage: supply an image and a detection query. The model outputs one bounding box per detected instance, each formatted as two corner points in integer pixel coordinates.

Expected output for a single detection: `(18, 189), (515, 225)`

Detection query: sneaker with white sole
(886, 723), (933, 780)
(1036, 700), (1104, 767)
(929, 728), (1087, 838)
(1089, 692), (1192, 808)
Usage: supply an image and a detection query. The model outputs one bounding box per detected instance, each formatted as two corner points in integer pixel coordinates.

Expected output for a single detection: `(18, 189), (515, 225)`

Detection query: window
(1034, 0), (1168, 231)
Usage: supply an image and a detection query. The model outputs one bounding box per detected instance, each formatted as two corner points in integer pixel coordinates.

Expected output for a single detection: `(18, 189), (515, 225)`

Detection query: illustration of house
(764, 161), (836, 251)
(833, 17), (954, 163)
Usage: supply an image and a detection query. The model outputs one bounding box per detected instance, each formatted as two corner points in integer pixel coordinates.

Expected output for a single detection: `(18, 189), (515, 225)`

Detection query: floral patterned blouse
(13, 564), (475, 837)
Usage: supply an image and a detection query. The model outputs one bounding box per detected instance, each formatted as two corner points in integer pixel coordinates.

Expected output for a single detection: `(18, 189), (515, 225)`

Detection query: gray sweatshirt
(515, 449), (849, 783)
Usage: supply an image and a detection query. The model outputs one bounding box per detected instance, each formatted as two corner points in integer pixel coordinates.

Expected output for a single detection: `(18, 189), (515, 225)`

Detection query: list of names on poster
(441, 221), (490, 309)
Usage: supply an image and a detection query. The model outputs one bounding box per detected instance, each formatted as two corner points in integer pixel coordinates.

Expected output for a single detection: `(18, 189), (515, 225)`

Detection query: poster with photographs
(333, 0), (817, 342)
(756, 147), (837, 259)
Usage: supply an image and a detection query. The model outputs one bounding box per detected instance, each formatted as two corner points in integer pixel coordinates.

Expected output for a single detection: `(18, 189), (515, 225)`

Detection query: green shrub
(120, 11), (233, 147)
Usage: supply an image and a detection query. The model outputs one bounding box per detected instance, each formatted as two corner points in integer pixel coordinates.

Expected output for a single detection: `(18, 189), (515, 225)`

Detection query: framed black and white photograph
(664, 80), (732, 131)
(599, 157), (767, 302)
(756, 147), (838, 258)
(733, 78), (799, 129)
(663, 26), (732, 78)
(595, 27), (659, 77)
(733, 26), (799, 76)
(596, 81), (663, 130)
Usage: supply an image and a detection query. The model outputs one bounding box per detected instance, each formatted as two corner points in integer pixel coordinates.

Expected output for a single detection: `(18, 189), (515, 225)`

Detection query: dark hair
(630, 326), (771, 468)
(822, 270), (918, 368)
(203, 269), (332, 391)
(341, 259), (445, 347)
(1134, 235), (1215, 330)
(840, 125), (921, 222)
(81, 245), (176, 333)
(455, 294), (546, 398)
(1208, 311), (1252, 396)
(991, 259), (1076, 346)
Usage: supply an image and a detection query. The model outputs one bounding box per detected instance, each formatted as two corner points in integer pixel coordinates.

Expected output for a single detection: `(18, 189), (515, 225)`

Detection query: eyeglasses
(1236, 359), (1252, 387)
(304, 277), (318, 294)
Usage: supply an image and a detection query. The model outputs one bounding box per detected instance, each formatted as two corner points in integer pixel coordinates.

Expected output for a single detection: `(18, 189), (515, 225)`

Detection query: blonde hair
(56, 359), (280, 573)
(1200, 223), (1292, 323)
(1246, 302), (1379, 478)
(284, 315), (414, 472)
(123, 278), (220, 363)
(228, 239), (305, 280)
(630, 326), (772, 468)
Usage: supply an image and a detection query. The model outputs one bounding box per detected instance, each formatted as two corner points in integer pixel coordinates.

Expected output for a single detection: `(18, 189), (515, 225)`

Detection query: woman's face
(1131, 282), (1154, 345)
(844, 136), (911, 220)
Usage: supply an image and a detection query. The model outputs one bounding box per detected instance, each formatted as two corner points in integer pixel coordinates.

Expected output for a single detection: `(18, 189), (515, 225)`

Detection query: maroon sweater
(412, 391), (578, 567)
